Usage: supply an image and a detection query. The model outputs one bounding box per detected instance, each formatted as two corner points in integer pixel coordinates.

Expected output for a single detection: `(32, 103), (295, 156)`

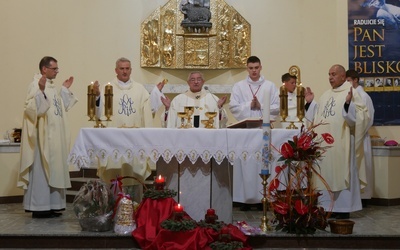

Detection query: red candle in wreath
(154, 175), (166, 190)
(205, 208), (218, 223)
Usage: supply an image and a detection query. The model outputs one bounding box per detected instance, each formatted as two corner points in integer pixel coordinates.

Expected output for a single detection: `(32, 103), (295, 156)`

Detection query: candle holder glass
(205, 214), (218, 224)
(259, 172), (273, 232)
(173, 211), (184, 221)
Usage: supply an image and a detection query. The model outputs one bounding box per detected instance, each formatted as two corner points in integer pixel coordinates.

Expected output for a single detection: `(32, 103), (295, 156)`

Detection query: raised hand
(161, 95), (171, 111)
(38, 75), (47, 92)
(346, 87), (353, 104)
(93, 81), (100, 96)
(305, 87), (314, 103)
(62, 76), (74, 89)
(217, 95), (227, 109)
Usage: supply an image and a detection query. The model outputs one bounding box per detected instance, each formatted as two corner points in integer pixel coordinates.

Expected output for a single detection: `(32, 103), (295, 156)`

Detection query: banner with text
(349, 0), (400, 125)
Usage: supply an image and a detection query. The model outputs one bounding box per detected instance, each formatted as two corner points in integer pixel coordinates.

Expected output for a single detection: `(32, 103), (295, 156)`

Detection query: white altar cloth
(68, 128), (267, 222)
(68, 128), (300, 219)
(68, 128), (264, 169)
(232, 128), (300, 203)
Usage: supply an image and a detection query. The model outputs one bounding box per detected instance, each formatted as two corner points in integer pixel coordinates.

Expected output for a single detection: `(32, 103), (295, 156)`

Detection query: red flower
(275, 165), (283, 174)
(321, 133), (334, 144)
(297, 133), (313, 150)
(294, 199), (309, 215)
(269, 178), (280, 191)
(281, 142), (294, 158)
(273, 200), (290, 215)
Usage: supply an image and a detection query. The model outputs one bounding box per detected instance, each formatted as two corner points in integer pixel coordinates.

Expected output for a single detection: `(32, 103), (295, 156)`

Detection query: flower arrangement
(269, 123), (334, 234)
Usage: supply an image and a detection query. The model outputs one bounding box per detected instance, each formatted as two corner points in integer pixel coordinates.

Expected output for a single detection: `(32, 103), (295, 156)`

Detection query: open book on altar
(227, 117), (263, 129)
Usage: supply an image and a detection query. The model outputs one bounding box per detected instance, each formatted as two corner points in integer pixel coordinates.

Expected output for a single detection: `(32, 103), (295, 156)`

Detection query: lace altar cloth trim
(68, 128), (264, 168)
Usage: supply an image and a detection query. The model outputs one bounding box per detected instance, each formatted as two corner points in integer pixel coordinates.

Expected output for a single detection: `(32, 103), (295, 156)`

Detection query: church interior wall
(0, 0), (398, 197)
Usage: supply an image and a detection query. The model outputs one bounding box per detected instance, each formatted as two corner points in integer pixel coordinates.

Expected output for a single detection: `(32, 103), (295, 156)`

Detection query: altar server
(229, 56), (279, 211)
(346, 69), (375, 207)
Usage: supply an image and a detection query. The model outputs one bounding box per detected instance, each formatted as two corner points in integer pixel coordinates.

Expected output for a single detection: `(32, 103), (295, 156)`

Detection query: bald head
(329, 64), (346, 89)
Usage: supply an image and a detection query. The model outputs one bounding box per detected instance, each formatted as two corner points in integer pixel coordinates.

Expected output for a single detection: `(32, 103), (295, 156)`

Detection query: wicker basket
(328, 220), (355, 234)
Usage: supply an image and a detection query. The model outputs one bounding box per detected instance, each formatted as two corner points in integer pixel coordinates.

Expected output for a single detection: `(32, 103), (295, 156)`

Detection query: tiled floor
(1, 203), (400, 249)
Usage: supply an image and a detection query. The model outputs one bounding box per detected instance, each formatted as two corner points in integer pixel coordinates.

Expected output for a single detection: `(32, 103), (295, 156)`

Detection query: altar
(68, 128), (266, 223)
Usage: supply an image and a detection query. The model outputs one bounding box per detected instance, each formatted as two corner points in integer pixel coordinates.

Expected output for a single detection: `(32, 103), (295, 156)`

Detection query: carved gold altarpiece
(140, 0), (251, 69)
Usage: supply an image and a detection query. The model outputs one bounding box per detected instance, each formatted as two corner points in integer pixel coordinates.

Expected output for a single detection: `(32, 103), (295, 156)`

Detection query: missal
(227, 117), (262, 129)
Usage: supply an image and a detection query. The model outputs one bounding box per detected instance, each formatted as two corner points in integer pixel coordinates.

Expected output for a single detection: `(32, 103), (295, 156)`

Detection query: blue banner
(348, 0), (400, 125)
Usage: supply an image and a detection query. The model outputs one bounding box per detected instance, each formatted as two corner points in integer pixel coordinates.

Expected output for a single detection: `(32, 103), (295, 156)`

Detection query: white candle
(262, 89), (271, 169)
(262, 90), (270, 123)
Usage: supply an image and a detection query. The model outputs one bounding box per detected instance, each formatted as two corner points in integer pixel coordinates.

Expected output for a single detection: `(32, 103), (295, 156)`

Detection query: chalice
(184, 106), (194, 128)
(205, 111), (217, 129)
(177, 112), (187, 129)
(201, 119), (211, 129)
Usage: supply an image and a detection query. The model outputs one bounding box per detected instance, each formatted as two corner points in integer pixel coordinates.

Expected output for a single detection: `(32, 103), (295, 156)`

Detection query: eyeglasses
(46, 67), (59, 71)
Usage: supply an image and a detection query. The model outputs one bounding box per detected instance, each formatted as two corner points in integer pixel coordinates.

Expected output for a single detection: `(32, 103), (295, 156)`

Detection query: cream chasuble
(311, 82), (369, 192)
(18, 74), (78, 190)
(96, 79), (154, 185)
(166, 89), (227, 128)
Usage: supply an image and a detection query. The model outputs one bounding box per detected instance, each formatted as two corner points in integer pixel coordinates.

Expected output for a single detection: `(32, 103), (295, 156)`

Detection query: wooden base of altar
(156, 157), (233, 223)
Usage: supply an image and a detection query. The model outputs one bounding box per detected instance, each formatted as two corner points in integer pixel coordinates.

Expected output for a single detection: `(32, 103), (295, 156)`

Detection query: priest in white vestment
(94, 57), (153, 201)
(165, 71), (228, 129)
(18, 56), (78, 218)
(346, 69), (375, 204)
(305, 64), (370, 219)
(229, 56), (279, 210)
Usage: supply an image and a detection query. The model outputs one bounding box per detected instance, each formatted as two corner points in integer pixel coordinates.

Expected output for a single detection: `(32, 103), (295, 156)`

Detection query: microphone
(204, 86), (220, 109)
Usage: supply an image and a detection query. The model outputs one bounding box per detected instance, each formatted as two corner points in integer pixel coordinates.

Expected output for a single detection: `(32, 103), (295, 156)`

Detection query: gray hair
(115, 57), (131, 68)
(187, 71), (204, 81)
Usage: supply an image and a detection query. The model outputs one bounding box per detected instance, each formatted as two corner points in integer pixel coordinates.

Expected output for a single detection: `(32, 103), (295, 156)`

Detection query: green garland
(143, 188), (177, 199)
(209, 241), (244, 250)
(197, 220), (226, 231)
(160, 218), (197, 231)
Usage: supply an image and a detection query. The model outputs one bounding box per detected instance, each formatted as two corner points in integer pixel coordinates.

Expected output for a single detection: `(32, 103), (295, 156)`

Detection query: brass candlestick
(87, 83), (96, 121)
(260, 173), (272, 232)
(279, 85), (288, 122)
(296, 84), (305, 122)
(105, 83), (113, 121)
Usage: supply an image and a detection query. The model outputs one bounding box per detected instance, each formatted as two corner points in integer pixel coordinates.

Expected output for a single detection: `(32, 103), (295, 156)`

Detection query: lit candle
(104, 82), (113, 120)
(87, 82), (96, 121)
(296, 83), (305, 120)
(205, 208), (218, 224)
(262, 89), (271, 171)
(154, 175), (166, 190)
(262, 90), (270, 123)
(206, 208), (215, 216)
(155, 175), (165, 183)
(280, 84), (288, 121)
(174, 204), (184, 213)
